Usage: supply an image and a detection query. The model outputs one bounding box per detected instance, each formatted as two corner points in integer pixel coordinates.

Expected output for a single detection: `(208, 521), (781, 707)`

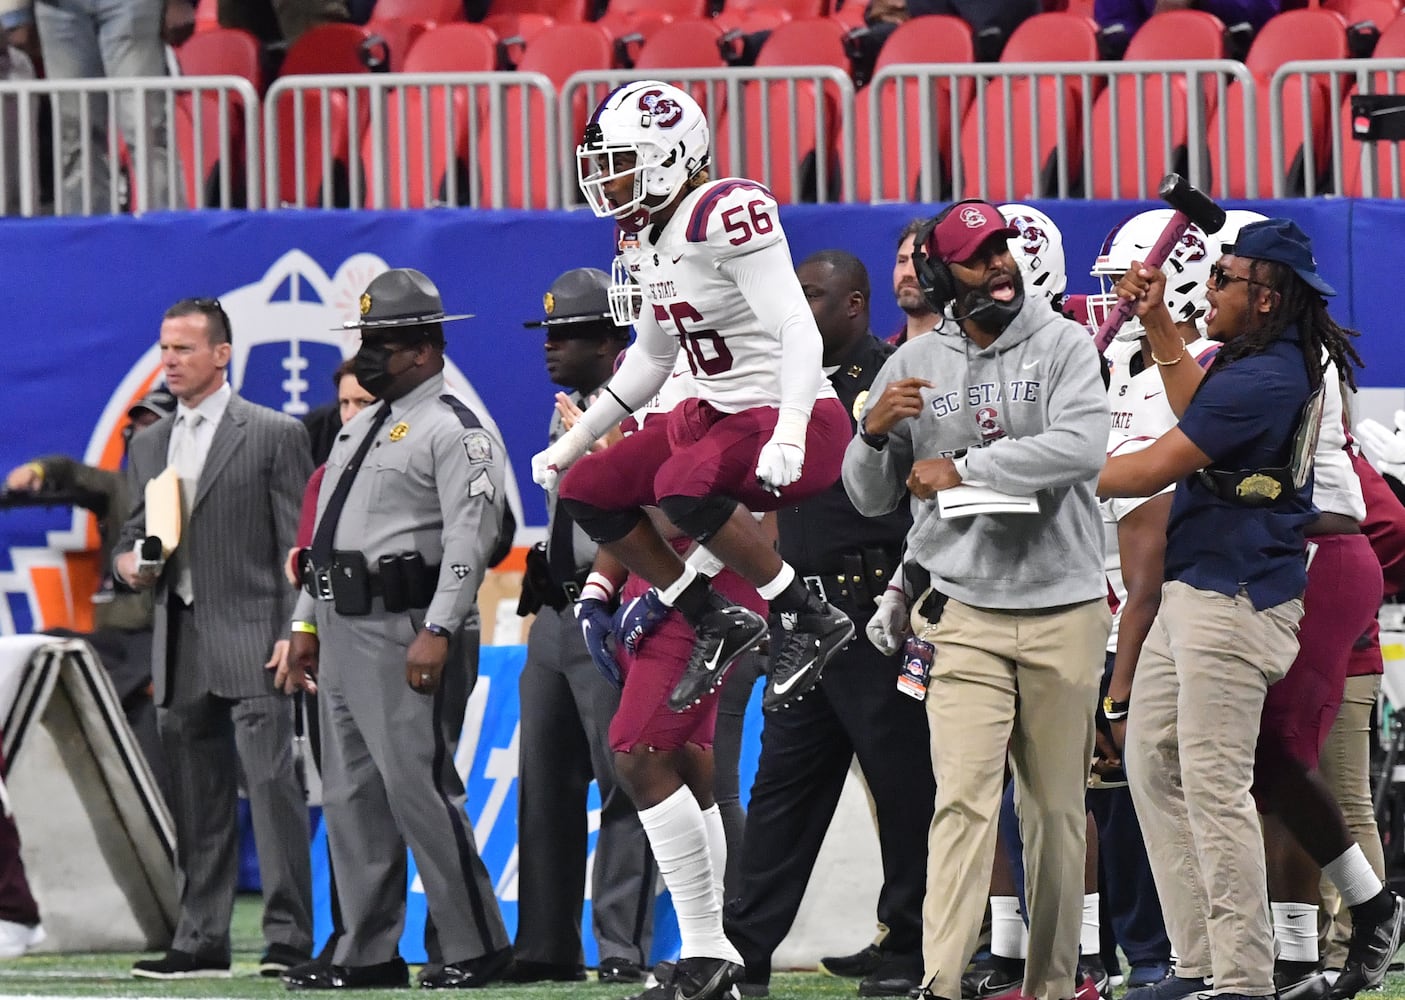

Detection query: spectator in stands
(218, 0), (348, 45)
(1093, 0), (1280, 59)
(889, 219), (944, 347)
(27, 0), (182, 214)
(3, 388), (178, 800)
(864, 0), (1038, 61)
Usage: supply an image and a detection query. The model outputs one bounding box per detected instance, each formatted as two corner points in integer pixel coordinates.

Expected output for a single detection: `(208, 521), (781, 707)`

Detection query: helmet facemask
(608, 255), (642, 327)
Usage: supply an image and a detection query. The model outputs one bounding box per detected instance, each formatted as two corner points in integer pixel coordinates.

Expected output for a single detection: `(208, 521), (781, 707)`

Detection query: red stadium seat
(713, 17), (849, 202)
(1087, 11), (1225, 198)
(403, 22), (498, 70)
(830, 0), (867, 30)
(484, 22), (614, 207)
(177, 27), (263, 91)
(955, 13), (1099, 199)
(364, 18), (429, 71)
(274, 24), (376, 207)
(1374, 10), (1405, 53)
(1205, 81), (1328, 196)
(193, 0), (219, 34)
(1325, 0), (1402, 30)
(854, 15), (975, 201)
(634, 18), (727, 68)
(1244, 7), (1349, 77)
(368, 0), (464, 20)
(173, 92), (248, 207)
(487, 0), (590, 21)
(719, 0), (827, 20)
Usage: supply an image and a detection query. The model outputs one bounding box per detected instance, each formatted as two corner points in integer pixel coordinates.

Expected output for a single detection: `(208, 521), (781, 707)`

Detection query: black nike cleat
(763, 602), (855, 711)
(1331, 892), (1405, 999)
(960, 956), (1024, 999)
(672, 957), (744, 1000)
(668, 600), (768, 712)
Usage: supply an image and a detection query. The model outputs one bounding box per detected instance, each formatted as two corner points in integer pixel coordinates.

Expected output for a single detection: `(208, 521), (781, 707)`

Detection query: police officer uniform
(512, 269), (654, 982)
(288, 270), (512, 987)
(724, 331), (935, 996)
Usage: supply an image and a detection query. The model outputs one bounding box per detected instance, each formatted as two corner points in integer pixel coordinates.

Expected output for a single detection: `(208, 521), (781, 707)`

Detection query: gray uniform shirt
(546, 390), (599, 577)
(292, 371), (508, 632)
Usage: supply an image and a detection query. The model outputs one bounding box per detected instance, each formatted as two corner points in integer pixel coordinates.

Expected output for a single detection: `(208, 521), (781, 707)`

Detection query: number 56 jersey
(617, 177), (837, 414)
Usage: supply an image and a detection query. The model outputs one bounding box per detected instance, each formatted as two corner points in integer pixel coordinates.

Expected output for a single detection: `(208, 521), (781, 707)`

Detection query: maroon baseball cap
(929, 201), (1019, 264)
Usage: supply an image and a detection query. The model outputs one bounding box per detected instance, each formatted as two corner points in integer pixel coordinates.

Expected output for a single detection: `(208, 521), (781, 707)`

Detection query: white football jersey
(617, 178), (836, 413)
(1104, 337), (1218, 440)
(1101, 435), (1171, 654)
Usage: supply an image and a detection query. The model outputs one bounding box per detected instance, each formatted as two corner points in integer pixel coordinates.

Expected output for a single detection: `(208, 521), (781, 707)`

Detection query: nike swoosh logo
(772, 665), (810, 695)
(672, 254), (684, 263)
(702, 641), (725, 673)
(1022, 360), (1039, 369)
(1144, 391), (1163, 399)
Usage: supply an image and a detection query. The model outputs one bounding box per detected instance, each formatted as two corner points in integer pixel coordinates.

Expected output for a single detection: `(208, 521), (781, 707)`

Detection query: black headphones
(910, 199), (993, 313)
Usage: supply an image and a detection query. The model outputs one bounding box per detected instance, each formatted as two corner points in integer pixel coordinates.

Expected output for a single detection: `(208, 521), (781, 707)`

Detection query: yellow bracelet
(291, 621), (318, 635)
(1151, 346), (1185, 367)
(23, 461), (44, 483)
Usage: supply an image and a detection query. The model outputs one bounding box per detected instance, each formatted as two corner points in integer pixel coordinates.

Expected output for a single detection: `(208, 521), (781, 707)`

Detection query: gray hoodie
(842, 294), (1109, 611)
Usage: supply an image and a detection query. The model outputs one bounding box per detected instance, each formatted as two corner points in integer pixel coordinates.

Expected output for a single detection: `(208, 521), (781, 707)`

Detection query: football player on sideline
(532, 80), (854, 715)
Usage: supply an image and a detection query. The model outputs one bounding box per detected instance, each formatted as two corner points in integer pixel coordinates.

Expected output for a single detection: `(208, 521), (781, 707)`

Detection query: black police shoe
(668, 599), (768, 711)
(502, 959), (587, 983)
(1332, 891), (1405, 999)
(283, 957), (410, 990)
(763, 602), (855, 711)
(598, 957), (645, 983)
(261, 944), (314, 978)
(961, 955), (1024, 999)
(419, 947), (513, 989)
(672, 957), (744, 1000)
(821, 944), (884, 979)
(860, 959), (924, 998)
(131, 950), (231, 980)
(1279, 972), (1331, 1000)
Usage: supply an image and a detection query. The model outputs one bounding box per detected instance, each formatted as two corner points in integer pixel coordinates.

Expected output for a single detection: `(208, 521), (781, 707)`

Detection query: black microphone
(137, 536), (164, 572)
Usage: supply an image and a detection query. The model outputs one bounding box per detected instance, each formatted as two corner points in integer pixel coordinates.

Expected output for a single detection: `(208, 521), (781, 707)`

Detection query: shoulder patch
(685, 179), (776, 243)
(439, 393), (484, 429)
(463, 429), (493, 465)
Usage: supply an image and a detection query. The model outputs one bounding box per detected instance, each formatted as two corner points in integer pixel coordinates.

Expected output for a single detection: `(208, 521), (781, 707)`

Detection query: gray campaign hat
(523, 267), (620, 329)
(339, 268), (473, 331)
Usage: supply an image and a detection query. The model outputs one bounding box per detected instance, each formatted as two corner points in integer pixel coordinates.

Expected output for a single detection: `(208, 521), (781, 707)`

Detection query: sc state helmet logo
(637, 89), (683, 129)
(1009, 216), (1049, 269)
(960, 206), (988, 229)
(1177, 230), (1208, 262)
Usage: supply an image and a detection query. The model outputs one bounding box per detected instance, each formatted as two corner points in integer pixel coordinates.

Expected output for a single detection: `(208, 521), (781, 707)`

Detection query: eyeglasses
(1208, 263), (1262, 291)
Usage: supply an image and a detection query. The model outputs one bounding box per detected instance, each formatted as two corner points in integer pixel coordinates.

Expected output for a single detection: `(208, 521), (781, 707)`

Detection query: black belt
(799, 547), (899, 612)
(306, 565), (439, 602)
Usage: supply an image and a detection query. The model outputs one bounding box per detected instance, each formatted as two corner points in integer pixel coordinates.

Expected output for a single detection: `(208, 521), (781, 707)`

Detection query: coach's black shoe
(668, 598), (768, 711)
(599, 957), (645, 983)
(283, 957), (409, 990)
(419, 947), (512, 989)
(961, 955), (1024, 999)
(763, 602), (855, 711)
(1332, 891), (1405, 999)
(132, 950), (231, 980)
(261, 944), (314, 977)
(673, 957), (744, 1000)
(821, 944), (884, 979)
(503, 959), (587, 983)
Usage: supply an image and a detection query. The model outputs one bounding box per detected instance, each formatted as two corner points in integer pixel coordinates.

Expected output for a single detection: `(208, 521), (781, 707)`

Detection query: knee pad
(559, 497), (643, 545)
(657, 493), (737, 544)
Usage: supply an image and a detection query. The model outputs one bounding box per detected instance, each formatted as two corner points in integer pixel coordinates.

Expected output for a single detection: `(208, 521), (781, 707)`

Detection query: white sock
(1081, 893), (1101, 957)
(687, 545), (725, 579)
(756, 563), (796, 601)
(1271, 901), (1320, 963)
(990, 896), (1027, 960)
(700, 803), (728, 909)
(637, 787), (742, 963)
(1322, 844), (1385, 908)
(660, 564), (699, 608)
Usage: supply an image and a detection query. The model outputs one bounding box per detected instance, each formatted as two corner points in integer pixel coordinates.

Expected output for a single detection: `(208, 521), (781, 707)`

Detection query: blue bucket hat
(1224, 218), (1336, 297)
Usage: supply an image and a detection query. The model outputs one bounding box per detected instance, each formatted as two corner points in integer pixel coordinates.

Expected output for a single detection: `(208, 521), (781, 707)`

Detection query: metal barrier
(560, 67), (857, 206)
(866, 60), (1258, 202)
(1271, 57), (1405, 198)
(0, 75), (258, 217)
(263, 72), (559, 209)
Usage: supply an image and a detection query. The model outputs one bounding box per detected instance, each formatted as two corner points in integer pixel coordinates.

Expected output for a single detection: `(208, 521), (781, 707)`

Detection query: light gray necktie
(169, 413), (204, 604)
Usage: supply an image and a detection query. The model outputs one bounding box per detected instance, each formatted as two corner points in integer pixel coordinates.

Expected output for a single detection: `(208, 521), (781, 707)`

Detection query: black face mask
(352, 341), (403, 397)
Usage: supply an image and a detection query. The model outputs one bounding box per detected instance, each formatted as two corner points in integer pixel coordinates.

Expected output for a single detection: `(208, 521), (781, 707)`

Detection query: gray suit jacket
(119, 391), (313, 705)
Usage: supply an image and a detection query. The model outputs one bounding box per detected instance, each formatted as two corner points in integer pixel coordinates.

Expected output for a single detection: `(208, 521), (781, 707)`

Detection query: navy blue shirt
(1164, 325), (1318, 610)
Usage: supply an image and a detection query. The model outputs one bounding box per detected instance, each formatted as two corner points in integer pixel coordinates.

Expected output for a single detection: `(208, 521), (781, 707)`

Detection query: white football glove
(755, 409), (809, 496)
(531, 423), (593, 492)
(866, 587), (911, 657)
(1355, 411), (1405, 481)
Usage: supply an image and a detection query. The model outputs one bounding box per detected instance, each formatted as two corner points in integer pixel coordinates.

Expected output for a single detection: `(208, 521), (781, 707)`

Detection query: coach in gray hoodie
(842, 200), (1111, 1000)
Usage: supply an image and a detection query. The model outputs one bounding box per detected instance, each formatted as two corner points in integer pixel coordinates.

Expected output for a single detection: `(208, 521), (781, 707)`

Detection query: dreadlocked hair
(1206, 259), (1364, 391)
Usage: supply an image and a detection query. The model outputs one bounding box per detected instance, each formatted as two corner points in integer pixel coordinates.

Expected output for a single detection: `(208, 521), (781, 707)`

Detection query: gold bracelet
(291, 621), (318, 635)
(23, 461), (44, 483)
(1151, 346), (1185, 367)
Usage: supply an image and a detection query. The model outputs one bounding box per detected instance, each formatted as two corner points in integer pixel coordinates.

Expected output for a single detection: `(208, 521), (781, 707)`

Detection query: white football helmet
(608, 255), (642, 327)
(1000, 204), (1066, 302)
(1214, 209), (1270, 259)
(1088, 208), (1214, 341)
(577, 80), (710, 230)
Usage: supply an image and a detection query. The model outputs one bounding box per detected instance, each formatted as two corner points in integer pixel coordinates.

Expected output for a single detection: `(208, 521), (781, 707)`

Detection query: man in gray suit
(280, 268), (513, 991)
(116, 297), (315, 979)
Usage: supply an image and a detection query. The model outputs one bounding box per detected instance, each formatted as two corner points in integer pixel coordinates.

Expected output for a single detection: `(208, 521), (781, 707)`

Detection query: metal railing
(0, 75), (258, 216)
(866, 60), (1258, 202)
(263, 71), (559, 209)
(1271, 57), (1405, 198)
(559, 67), (857, 206)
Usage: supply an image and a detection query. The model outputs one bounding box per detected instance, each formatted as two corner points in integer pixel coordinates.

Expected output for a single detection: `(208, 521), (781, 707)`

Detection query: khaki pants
(1126, 581), (1303, 997)
(1319, 672), (1386, 968)
(915, 596), (1110, 1000)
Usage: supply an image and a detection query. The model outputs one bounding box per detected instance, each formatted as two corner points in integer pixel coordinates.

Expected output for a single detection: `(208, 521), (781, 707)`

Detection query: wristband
(424, 622), (452, 640)
(1102, 695), (1130, 720)
(291, 621), (317, 635)
(581, 572), (617, 604)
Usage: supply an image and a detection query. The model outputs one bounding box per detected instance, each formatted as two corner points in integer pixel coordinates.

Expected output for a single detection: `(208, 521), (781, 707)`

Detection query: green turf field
(0, 896), (1399, 1000)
